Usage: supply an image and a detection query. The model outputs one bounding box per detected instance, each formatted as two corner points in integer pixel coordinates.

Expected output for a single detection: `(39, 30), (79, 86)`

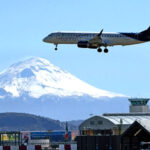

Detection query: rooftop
(102, 113), (150, 125)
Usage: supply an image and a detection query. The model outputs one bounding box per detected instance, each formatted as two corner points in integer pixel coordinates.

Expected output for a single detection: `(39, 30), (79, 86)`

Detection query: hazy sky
(1, 0), (150, 97)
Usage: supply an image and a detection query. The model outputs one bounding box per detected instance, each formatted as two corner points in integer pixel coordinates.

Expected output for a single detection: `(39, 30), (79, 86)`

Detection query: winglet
(97, 29), (103, 37)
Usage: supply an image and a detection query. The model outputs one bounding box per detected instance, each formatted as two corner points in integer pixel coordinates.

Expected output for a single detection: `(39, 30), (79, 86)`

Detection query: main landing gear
(97, 48), (102, 53)
(104, 48), (108, 53)
(97, 47), (109, 53)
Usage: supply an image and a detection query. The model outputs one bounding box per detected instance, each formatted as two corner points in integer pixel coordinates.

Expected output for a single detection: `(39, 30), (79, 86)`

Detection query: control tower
(129, 98), (150, 113)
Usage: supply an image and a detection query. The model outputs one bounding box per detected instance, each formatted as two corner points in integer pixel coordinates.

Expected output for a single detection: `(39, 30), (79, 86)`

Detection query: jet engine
(77, 41), (97, 49)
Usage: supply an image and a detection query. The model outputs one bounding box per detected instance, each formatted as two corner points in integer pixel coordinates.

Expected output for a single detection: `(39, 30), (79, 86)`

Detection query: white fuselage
(43, 31), (144, 47)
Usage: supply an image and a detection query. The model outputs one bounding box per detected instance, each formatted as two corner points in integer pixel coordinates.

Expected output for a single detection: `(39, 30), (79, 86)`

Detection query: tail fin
(140, 26), (150, 34)
(139, 26), (150, 41)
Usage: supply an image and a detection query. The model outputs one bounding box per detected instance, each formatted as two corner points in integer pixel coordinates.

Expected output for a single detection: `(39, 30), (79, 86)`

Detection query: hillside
(0, 112), (76, 131)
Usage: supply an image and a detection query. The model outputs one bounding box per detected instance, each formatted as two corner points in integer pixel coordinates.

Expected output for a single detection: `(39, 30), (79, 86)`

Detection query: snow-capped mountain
(0, 57), (124, 99)
(0, 57), (128, 121)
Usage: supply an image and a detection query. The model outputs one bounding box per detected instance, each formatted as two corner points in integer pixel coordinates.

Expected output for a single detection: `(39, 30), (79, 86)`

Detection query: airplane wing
(102, 39), (114, 46)
(88, 29), (114, 46)
(89, 29), (104, 44)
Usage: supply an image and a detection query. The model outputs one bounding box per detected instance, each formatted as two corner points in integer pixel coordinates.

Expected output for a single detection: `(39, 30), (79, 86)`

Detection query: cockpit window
(49, 33), (54, 36)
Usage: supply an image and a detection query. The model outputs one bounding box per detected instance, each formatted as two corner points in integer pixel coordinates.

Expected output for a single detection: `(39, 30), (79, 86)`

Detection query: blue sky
(1, 0), (150, 97)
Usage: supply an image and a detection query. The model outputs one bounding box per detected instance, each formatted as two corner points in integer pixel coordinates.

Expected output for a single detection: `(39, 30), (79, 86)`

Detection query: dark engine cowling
(77, 41), (89, 48)
(77, 41), (97, 49)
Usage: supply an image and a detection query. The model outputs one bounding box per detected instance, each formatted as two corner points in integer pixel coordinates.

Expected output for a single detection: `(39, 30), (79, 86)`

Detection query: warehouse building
(79, 98), (150, 135)
(77, 98), (150, 150)
(121, 120), (150, 150)
(77, 120), (150, 150)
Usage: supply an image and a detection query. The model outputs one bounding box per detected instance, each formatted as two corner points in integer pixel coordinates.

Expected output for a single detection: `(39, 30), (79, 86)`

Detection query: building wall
(79, 116), (131, 136)
(79, 116), (115, 131)
(76, 136), (121, 150)
(130, 105), (149, 113)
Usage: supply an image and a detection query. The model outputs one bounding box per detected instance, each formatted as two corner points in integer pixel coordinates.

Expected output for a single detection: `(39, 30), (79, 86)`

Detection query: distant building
(30, 131), (72, 143)
(77, 120), (150, 150)
(21, 131), (73, 149)
(129, 98), (150, 113)
(79, 98), (150, 136)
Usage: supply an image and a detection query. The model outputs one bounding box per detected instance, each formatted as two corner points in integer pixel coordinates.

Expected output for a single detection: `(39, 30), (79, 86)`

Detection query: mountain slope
(0, 57), (128, 120)
(0, 57), (124, 99)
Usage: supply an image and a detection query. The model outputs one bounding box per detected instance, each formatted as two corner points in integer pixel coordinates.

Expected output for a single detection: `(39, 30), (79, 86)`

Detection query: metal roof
(79, 113), (150, 131)
(102, 114), (150, 125)
(136, 120), (150, 132)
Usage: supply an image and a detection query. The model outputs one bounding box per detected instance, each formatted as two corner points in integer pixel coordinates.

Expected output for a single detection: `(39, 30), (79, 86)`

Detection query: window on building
(98, 120), (103, 125)
(90, 121), (95, 125)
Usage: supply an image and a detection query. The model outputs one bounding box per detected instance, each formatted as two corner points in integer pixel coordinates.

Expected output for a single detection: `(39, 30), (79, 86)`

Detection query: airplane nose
(43, 36), (49, 43)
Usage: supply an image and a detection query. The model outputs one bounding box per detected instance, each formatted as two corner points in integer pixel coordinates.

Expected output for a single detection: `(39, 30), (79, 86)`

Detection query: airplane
(43, 26), (150, 53)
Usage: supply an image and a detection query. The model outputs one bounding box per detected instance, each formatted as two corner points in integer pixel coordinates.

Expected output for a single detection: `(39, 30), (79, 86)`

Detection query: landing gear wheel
(104, 48), (108, 53)
(97, 48), (102, 53)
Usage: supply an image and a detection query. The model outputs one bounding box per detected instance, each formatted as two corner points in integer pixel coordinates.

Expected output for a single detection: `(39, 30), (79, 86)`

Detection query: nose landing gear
(54, 44), (58, 50)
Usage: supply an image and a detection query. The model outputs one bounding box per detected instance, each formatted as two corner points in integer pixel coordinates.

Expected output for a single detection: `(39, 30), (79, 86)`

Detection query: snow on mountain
(0, 57), (129, 120)
(0, 57), (125, 99)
